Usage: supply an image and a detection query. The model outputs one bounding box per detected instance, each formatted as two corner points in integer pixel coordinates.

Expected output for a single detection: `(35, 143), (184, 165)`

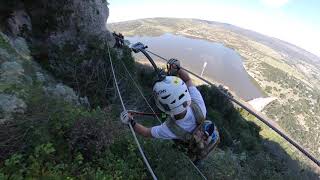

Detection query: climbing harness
(165, 101), (220, 162)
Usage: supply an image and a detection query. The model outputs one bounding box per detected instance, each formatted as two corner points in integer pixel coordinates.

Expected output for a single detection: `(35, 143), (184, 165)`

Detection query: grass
(243, 110), (315, 170)
(261, 56), (309, 86)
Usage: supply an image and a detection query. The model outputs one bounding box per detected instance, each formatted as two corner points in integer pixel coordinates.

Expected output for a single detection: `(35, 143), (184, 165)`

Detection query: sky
(108, 0), (320, 57)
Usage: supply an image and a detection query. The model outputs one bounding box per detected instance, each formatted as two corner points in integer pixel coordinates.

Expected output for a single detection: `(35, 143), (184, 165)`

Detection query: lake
(126, 33), (264, 100)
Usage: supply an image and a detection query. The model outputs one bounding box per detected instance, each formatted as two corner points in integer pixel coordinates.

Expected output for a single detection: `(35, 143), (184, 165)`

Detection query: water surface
(127, 33), (263, 100)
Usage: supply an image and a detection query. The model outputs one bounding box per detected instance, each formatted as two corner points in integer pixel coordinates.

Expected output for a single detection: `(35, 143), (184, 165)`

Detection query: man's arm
(132, 123), (153, 138)
(120, 111), (153, 138)
(177, 69), (194, 87)
(169, 60), (207, 116)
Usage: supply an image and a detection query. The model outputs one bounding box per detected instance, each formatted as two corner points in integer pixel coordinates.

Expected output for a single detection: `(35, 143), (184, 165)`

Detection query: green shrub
(0, 82), (149, 179)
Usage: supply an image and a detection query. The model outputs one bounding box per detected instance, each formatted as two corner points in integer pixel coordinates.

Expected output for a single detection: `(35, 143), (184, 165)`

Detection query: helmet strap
(174, 110), (187, 120)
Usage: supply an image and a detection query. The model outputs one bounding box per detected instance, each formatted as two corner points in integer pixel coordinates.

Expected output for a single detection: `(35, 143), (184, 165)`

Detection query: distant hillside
(204, 19), (320, 68)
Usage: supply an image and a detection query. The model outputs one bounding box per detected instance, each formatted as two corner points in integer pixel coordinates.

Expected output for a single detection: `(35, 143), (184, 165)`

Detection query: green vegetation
(259, 62), (320, 158)
(0, 33), (16, 56)
(198, 86), (318, 179)
(0, 37), (206, 179)
(0, 47), (154, 178)
(45, 35), (135, 107)
(2, 83), (312, 179)
(0, 87), (149, 179)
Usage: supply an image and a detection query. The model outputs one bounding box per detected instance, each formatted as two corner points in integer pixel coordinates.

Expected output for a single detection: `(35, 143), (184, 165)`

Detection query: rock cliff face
(0, 32), (88, 123)
(44, 0), (114, 45)
(0, 0), (113, 123)
(6, 9), (32, 37)
(2, 0), (114, 44)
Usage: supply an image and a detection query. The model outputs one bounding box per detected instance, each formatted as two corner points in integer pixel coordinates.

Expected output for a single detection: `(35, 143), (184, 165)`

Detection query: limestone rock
(79, 96), (90, 108)
(11, 37), (31, 59)
(6, 9), (32, 37)
(0, 32), (91, 123)
(36, 72), (46, 82)
(72, 0), (110, 36)
(0, 93), (27, 122)
(44, 83), (80, 105)
(47, 0), (114, 45)
(0, 61), (27, 85)
(0, 48), (11, 63)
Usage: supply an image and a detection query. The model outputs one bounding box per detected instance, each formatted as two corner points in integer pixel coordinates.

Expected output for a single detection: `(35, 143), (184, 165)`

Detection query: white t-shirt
(151, 86), (207, 139)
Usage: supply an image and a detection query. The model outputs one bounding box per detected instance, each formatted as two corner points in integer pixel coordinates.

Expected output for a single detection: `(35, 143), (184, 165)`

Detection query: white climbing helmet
(153, 76), (191, 115)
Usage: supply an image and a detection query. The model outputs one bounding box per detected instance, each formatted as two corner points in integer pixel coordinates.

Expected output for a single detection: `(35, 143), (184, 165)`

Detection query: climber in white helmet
(120, 58), (207, 140)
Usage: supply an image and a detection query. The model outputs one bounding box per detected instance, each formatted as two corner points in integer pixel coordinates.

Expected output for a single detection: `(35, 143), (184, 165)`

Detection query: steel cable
(107, 45), (158, 180)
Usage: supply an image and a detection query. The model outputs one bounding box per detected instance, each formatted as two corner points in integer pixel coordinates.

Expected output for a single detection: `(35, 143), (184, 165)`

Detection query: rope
(106, 45), (158, 180)
(119, 60), (162, 123)
(119, 59), (208, 180)
(146, 50), (167, 62)
(146, 49), (320, 168)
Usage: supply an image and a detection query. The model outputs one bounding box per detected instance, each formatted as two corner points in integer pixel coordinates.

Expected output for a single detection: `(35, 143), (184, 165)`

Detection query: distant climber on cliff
(119, 33), (124, 47)
(113, 31), (125, 48)
(113, 31), (120, 48)
(120, 59), (220, 163)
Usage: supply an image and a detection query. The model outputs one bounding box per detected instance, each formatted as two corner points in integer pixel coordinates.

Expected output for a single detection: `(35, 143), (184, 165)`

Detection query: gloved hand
(120, 110), (136, 127)
(167, 58), (181, 76)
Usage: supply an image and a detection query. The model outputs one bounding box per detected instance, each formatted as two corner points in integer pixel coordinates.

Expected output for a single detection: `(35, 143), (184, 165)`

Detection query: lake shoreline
(127, 33), (265, 100)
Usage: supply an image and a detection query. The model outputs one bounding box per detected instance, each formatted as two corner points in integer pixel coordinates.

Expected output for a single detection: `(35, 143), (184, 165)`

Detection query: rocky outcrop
(21, 0), (114, 46)
(49, 0), (112, 44)
(2, 0), (114, 49)
(6, 9), (32, 37)
(0, 0), (116, 122)
(44, 83), (89, 107)
(0, 32), (87, 123)
(0, 94), (26, 122)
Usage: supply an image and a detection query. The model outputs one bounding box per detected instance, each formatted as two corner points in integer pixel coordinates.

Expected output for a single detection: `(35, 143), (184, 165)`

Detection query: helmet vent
(171, 100), (176, 104)
(161, 94), (171, 99)
(178, 94), (185, 100)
